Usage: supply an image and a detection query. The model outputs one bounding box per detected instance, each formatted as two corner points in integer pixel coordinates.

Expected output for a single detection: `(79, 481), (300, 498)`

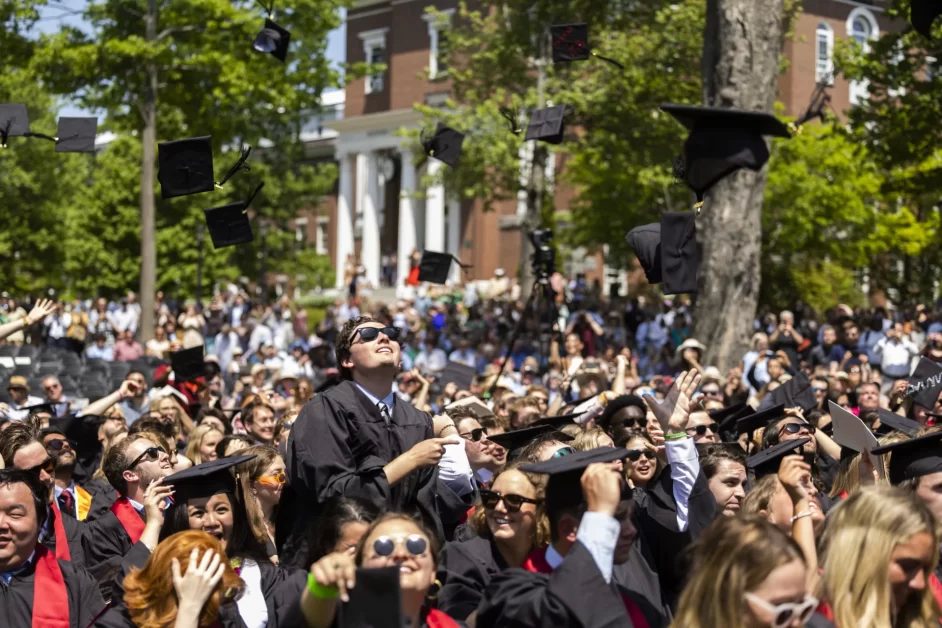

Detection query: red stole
(424, 608), (459, 628)
(32, 545), (70, 628)
(110, 496), (146, 544)
(930, 573), (942, 611)
(49, 501), (71, 561)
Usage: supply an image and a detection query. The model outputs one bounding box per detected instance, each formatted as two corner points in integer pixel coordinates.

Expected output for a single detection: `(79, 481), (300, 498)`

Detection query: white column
(358, 152), (381, 288)
(335, 152), (354, 290)
(397, 149), (417, 285)
(447, 196), (461, 284)
(425, 159), (445, 252)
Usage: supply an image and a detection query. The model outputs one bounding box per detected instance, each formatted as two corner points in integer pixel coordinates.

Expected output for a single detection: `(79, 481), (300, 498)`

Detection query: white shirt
(666, 437), (699, 532)
(236, 559), (269, 628)
(545, 511), (621, 584)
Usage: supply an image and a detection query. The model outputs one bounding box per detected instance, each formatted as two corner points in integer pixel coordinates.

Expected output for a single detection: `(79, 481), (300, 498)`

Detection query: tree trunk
(693, 0), (788, 371)
(139, 0), (158, 344)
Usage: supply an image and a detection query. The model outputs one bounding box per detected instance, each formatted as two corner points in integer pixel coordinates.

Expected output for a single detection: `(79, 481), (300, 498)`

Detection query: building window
(294, 217), (308, 249)
(358, 28), (388, 95)
(315, 216), (329, 255)
(423, 10), (454, 80)
(846, 8), (879, 105)
(815, 22), (834, 84)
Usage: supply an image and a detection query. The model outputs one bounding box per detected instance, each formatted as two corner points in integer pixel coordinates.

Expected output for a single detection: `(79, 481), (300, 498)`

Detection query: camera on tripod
(529, 228), (556, 280)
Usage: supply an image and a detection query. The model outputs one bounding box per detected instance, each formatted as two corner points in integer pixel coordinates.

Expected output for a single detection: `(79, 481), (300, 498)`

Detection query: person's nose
(909, 569), (927, 592)
(203, 512), (220, 529)
(733, 484), (746, 499)
(40, 469), (53, 484)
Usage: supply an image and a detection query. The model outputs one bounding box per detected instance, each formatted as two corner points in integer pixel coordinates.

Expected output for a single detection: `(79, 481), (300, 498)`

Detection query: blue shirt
(353, 382), (396, 412)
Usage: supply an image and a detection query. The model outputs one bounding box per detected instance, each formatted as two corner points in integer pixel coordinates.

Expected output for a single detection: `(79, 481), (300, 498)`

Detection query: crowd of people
(0, 282), (942, 627)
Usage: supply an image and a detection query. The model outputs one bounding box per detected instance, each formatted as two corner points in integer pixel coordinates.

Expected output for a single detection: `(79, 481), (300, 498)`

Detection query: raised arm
(0, 298), (55, 342)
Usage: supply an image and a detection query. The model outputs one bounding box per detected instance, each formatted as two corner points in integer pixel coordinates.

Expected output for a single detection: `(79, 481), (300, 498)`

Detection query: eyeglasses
(45, 438), (72, 453)
(256, 470), (286, 488)
(743, 593), (818, 628)
(25, 456), (56, 476)
(371, 534), (428, 557)
(686, 423), (719, 436)
(127, 446), (166, 470)
(812, 386), (828, 394)
(353, 326), (401, 344)
(779, 422), (815, 437)
(459, 427), (488, 442)
(552, 446), (575, 458)
(625, 449), (657, 462)
(616, 417), (646, 430)
(479, 489), (541, 512)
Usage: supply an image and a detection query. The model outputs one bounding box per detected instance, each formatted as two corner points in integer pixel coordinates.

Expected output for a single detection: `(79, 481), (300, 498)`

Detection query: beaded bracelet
(664, 431), (688, 441)
(307, 573), (339, 599)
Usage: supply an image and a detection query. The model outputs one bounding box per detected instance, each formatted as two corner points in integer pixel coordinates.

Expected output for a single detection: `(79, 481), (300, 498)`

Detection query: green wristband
(664, 431), (688, 441)
(307, 573), (339, 599)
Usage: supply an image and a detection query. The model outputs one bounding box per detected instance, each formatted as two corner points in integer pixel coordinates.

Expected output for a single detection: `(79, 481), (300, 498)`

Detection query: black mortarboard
(906, 357), (942, 408)
(626, 212), (698, 295)
(550, 23), (590, 62)
(439, 361), (476, 391)
(525, 105), (566, 144)
(170, 345), (207, 382)
(158, 136), (215, 199)
(661, 103), (791, 200)
(203, 182), (264, 248)
(736, 404), (787, 435)
(338, 566), (401, 628)
(487, 424), (573, 457)
(872, 431), (942, 485)
(626, 223), (662, 284)
(911, 0), (942, 38)
(521, 446), (631, 512)
(164, 454), (254, 502)
(253, 18), (291, 62)
(422, 123), (464, 168)
(760, 373), (817, 413)
(746, 437), (811, 477)
(417, 250), (467, 284)
(874, 409), (921, 438)
(24, 402), (56, 416)
(711, 402), (754, 438)
(531, 413), (580, 429)
(55, 117), (97, 153)
(0, 104), (29, 145)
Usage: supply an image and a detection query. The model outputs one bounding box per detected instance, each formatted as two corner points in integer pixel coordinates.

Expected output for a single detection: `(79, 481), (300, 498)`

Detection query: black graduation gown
(476, 541), (635, 627)
(82, 478), (118, 522)
(80, 506), (140, 599)
(613, 543), (670, 627)
(43, 507), (87, 568)
(437, 536), (508, 620)
(282, 381), (456, 558)
(0, 556), (106, 628)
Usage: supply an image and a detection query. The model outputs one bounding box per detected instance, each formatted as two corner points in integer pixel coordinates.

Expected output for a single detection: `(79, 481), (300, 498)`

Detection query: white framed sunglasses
(744, 593), (818, 628)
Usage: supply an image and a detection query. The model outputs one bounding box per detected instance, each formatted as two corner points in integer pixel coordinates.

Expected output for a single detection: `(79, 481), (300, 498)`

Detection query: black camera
(529, 228), (556, 280)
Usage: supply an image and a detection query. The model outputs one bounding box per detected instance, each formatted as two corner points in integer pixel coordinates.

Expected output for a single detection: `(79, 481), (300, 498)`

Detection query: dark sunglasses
(701, 388), (722, 396)
(686, 423), (719, 436)
(617, 417), (646, 430)
(625, 449), (657, 462)
(354, 326), (401, 343)
(45, 438), (73, 453)
(552, 446), (575, 458)
(779, 422), (815, 436)
(459, 427), (488, 442)
(480, 489), (542, 512)
(372, 534), (428, 557)
(127, 446), (165, 470)
(26, 456), (56, 476)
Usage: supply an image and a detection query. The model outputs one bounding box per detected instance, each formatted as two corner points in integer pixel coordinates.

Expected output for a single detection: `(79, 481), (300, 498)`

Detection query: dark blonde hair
(124, 530), (243, 627)
(235, 444), (282, 551)
(469, 466), (550, 548)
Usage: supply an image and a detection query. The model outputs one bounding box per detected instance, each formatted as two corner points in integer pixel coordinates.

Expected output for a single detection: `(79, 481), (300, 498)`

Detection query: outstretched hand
(643, 369), (701, 433)
(26, 299), (56, 326)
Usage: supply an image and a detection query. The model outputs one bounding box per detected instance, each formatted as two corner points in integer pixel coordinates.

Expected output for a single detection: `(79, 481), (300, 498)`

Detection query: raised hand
(777, 454), (812, 505)
(309, 550), (357, 602)
(643, 368), (702, 433)
(172, 548), (226, 618)
(142, 478), (174, 524)
(26, 298), (56, 326)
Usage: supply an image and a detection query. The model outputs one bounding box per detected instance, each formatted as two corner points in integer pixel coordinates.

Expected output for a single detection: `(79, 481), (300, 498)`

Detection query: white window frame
(358, 28), (389, 95)
(422, 9), (454, 80)
(315, 216), (329, 256)
(294, 217), (308, 247)
(846, 7), (879, 105)
(815, 22), (834, 85)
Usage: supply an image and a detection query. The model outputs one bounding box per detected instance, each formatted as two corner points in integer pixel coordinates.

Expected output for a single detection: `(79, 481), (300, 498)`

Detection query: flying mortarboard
(872, 431), (942, 485)
(444, 395), (495, 420)
(911, 0), (942, 38)
(438, 361), (476, 391)
(735, 404), (787, 436)
(0, 104), (29, 147)
(421, 123), (464, 168)
(661, 104), (791, 201)
(746, 437), (811, 478)
(164, 454), (254, 502)
(828, 401), (885, 477)
(759, 372), (817, 413)
(525, 105), (567, 144)
(549, 23), (624, 68)
(487, 424), (573, 458)
(874, 409), (921, 438)
(55, 117), (98, 153)
(417, 250), (469, 284)
(906, 357), (942, 408)
(252, 18), (291, 62)
(157, 137), (252, 199)
(203, 182), (264, 248)
(626, 211), (698, 294)
(170, 345), (207, 382)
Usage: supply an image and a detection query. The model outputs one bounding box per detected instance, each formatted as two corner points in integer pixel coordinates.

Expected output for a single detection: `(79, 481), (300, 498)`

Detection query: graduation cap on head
(421, 123), (464, 168)
(746, 437), (811, 478)
(252, 18), (291, 62)
(203, 181), (264, 248)
(626, 211), (698, 294)
(711, 402), (754, 439)
(24, 402), (56, 417)
(828, 400), (885, 476)
(170, 345), (207, 382)
(911, 0), (942, 38)
(521, 446), (631, 512)
(661, 104), (791, 201)
(487, 424), (573, 459)
(872, 431), (942, 485)
(759, 373), (817, 413)
(525, 105), (566, 144)
(157, 136), (252, 199)
(417, 250), (469, 284)
(531, 413), (580, 429)
(164, 454), (254, 502)
(905, 357), (942, 409)
(736, 404), (787, 436)
(874, 408), (921, 438)
(549, 23), (624, 69)
(55, 117), (98, 153)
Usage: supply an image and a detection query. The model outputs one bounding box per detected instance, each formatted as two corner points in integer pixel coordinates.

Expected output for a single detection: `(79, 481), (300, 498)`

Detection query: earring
(426, 578), (442, 601)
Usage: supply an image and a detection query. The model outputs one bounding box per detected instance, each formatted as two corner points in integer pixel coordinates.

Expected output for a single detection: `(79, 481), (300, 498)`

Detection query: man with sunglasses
(684, 410), (720, 444)
(286, 316), (466, 555)
(40, 426), (95, 522)
(446, 405), (504, 487)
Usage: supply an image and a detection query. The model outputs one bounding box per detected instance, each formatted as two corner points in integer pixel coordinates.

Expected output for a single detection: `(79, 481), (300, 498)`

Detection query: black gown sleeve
(58, 559), (108, 628)
(437, 537), (501, 620)
(476, 542), (633, 628)
(258, 561), (306, 628)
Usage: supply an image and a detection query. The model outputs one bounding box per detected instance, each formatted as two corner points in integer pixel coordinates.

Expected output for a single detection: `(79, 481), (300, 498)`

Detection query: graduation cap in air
(531, 413), (580, 429)
(438, 361), (476, 391)
(549, 23), (624, 68)
(444, 395), (495, 420)
(911, 0), (942, 38)
(661, 104), (791, 201)
(487, 424), (573, 459)
(874, 408), (921, 438)
(872, 431), (942, 485)
(417, 250), (469, 284)
(736, 404), (787, 436)
(55, 117), (98, 153)
(203, 182), (264, 248)
(525, 105), (567, 144)
(746, 437), (811, 478)
(626, 211), (698, 294)
(521, 446), (631, 512)
(164, 454), (254, 502)
(828, 400), (885, 476)
(422, 123), (464, 168)
(759, 372), (817, 413)
(253, 18), (291, 62)
(170, 345), (207, 382)
(0, 104), (29, 146)
(906, 357), (942, 409)
(157, 137), (252, 199)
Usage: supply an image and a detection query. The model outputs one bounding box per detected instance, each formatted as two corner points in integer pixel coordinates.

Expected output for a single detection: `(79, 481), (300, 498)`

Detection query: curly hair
(469, 466), (550, 549)
(124, 530), (243, 627)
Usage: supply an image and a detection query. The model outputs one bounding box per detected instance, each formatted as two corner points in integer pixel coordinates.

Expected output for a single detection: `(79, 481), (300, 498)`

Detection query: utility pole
(139, 0), (159, 343)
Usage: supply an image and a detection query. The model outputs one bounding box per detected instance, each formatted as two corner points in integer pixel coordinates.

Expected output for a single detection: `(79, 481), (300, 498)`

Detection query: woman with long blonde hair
(184, 424), (224, 465)
(674, 515), (816, 627)
(818, 486), (940, 626)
